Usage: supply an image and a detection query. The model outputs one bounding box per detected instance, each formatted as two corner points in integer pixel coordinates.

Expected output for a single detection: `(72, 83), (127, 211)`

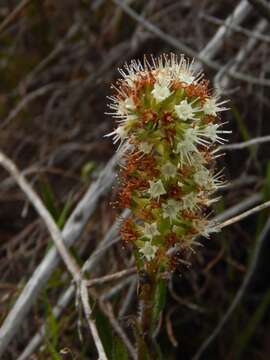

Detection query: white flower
(194, 167), (224, 191)
(162, 199), (182, 223)
(118, 59), (143, 88)
(182, 192), (200, 211)
(139, 241), (158, 261)
(151, 69), (172, 102)
(117, 97), (135, 115)
(124, 97), (136, 110)
(148, 179), (166, 199)
(193, 219), (219, 239)
(161, 161), (177, 179)
(169, 54), (201, 84)
(138, 142), (153, 154)
(175, 99), (198, 121)
(203, 97), (228, 116)
(185, 127), (210, 147)
(156, 70), (171, 87)
(202, 123), (231, 144)
(142, 222), (160, 240)
(178, 71), (195, 85)
(107, 95), (137, 124)
(175, 128), (209, 164)
(191, 152), (206, 167)
(152, 83), (171, 103)
(176, 139), (197, 164)
(105, 125), (127, 146)
(194, 167), (211, 188)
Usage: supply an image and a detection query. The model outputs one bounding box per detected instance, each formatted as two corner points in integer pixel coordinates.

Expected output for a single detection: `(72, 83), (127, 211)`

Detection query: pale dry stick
(112, 0), (270, 87)
(86, 267), (137, 287)
(221, 175), (258, 190)
(0, 151), (119, 356)
(19, 275), (136, 360)
(112, 0), (217, 69)
(22, 23), (80, 88)
(0, 152), (80, 279)
(90, 288), (137, 360)
(213, 193), (262, 223)
(193, 215), (270, 360)
(0, 151), (108, 359)
(80, 284), (108, 360)
(214, 19), (268, 92)
(101, 275), (136, 301)
(217, 199), (270, 229)
(0, 0), (254, 354)
(220, 134), (270, 151)
(1, 82), (64, 128)
(0, 0), (31, 34)
(118, 278), (137, 317)
(197, 0), (251, 63)
(113, 0), (250, 71)
(201, 13), (270, 44)
(19, 192), (262, 359)
(18, 212), (129, 360)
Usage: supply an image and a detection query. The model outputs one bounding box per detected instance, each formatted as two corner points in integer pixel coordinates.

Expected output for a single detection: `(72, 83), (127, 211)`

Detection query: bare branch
(193, 216), (270, 360)
(0, 0), (31, 34)
(0, 151), (119, 356)
(220, 134), (270, 150)
(198, 0), (251, 62)
(17, 209), (130, 360)
(80, 283), (108, 359)
(112, 0), (270, 86)
(0, 151), (80, 279)
(0, 151), (108, 360)
(86, 267), (137, 287)
(1, 83), (63, 128)
(90, 288), (137, 360)
(214, 19), (268, 92)
(213, 193), (262, 223)
(201, 13), (270, 44)
(217, 199), (270, 229)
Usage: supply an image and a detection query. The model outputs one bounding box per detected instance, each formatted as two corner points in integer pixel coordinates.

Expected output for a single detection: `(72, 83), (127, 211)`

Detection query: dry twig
(0, 0), (31, 34)
(193, 216), (270, 360)
(0, 151), (119, 356)
(0, 151), (108, 359)
(218, 199), (270, 229)
(220, 134), (270, 150)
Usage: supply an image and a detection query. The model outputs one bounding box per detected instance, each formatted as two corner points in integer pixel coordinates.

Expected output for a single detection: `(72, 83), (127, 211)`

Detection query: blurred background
(1, 0), (270, 359)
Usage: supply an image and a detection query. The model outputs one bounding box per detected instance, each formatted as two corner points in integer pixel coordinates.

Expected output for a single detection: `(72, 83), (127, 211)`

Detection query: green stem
(137, 272), (158, 360)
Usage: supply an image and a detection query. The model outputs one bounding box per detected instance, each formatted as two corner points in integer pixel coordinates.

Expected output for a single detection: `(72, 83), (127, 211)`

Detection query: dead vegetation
(1, 0), (270, 359)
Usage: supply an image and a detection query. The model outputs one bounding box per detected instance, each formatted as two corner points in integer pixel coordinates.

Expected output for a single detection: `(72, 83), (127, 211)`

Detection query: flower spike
(106, 53), (229, 273)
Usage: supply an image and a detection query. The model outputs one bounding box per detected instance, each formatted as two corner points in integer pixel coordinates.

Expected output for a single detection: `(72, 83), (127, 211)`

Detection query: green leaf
(95, 308), (113, 358)
(230, 104), (250, 142)
(151, 278), (166, 329)
(81, 161), (96, 182)
(43, 294), (61, 359)
(112, 336), (129, 360)
(40, 180), (59, 220)
(57, 191), (73, 229)
(230, 104), (257, 160)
